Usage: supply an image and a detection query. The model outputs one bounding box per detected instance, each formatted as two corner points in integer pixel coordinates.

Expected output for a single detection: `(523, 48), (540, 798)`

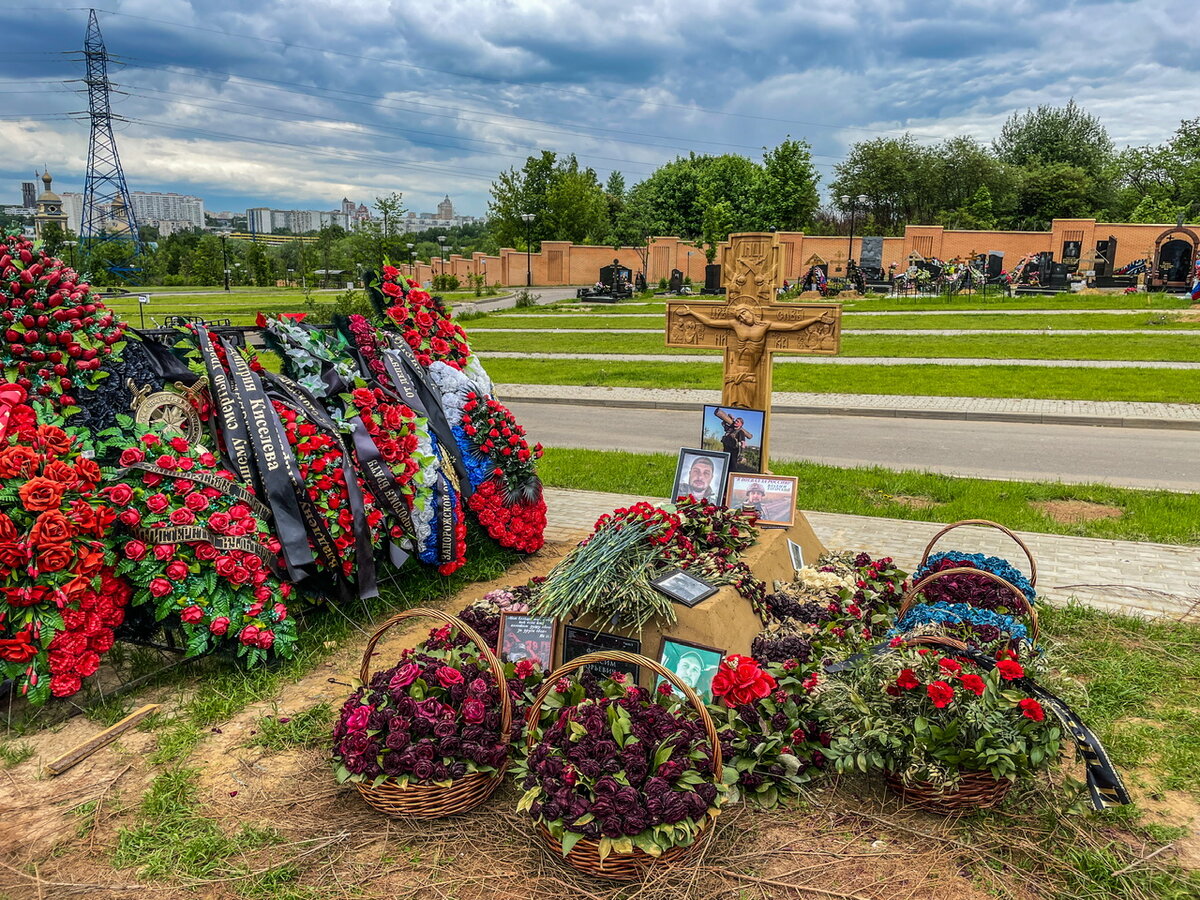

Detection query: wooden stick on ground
(45, 703), (159, 776)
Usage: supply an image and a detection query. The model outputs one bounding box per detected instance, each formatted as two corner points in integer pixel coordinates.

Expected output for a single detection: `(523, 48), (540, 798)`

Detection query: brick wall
(392, 219), (1200, 287)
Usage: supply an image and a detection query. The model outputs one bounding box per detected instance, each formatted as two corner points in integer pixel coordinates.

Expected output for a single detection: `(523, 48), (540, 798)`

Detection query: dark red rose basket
(525, 650), (723, 881)
(900, 565), (1040, 649)
(920, 518), (1038, 588)
(882, 632), (1016, 813)
(352, 607), (513, 819)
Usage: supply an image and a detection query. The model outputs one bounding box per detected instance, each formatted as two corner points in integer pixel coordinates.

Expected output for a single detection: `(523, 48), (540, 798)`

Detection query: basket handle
(899, 566), (1039, 648)
(919, 519), (1037, 587)
(358, 607), (513, 744)
(524, 650), (723, 777)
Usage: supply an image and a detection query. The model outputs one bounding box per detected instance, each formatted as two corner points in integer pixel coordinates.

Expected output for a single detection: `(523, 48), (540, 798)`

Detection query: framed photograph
(671, 447), (730, 505)
(726, 473), (799, 528)
(701, 406), (765, 474)
(787, 539), (805, 573)
(650, 568), (719, 608)
(656, 637), (725, 704)
(561, 626), (641, 682)
(498, 612), (557, 669)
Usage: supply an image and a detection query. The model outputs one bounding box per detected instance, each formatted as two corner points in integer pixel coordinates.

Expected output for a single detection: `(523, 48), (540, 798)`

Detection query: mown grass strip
(485, 358), (1200, 403)
(537, 447), (1200, 545)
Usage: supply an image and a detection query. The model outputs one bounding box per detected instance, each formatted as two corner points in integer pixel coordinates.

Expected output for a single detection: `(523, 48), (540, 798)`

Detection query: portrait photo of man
(671, 448), (730, 505)
(656, 638), (724, 704)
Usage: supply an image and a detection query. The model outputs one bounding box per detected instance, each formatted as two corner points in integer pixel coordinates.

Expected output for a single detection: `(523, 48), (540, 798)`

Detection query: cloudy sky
(0, 0), (1189, 218)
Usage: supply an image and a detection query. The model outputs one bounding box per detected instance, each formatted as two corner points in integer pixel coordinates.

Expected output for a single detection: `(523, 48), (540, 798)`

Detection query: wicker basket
(524, 650), (723, 881)
(899, 566), (1040, 649)
(350, 607), (513, 819)
(919, 518), (1038, 588)
(884, 768), (1013, 813)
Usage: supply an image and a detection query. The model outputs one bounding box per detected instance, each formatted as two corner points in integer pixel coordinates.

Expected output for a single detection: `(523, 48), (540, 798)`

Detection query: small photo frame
(497, 612), (557, 670)
(726, 473), (799, 528)
(787, 539), (805, 573)
(701, 406), (766, 473)
(650, 568), (719, 608)
(561, 626), (641, 682)
(672, 447), (730, 505)
(657, 637), (725, 704)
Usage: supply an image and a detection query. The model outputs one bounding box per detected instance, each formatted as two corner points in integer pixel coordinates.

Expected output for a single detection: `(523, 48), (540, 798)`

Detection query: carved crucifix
(665, 232), (842, 471)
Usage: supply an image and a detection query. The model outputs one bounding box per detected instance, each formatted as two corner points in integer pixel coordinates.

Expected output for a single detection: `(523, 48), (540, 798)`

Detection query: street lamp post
(520, 213), (535, 286)
(219, 231), (232, 292)
(63, 240), (76, 270)
(839, 194), (868, 272)
(438, 235), (448, 281)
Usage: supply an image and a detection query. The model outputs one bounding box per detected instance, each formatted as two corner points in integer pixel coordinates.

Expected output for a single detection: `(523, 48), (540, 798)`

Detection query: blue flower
(887, 601), (1028, 642)
(452, 425), (492, 488)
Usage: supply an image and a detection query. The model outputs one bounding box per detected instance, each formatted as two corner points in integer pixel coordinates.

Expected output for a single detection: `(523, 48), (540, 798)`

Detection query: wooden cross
(665, 232), (842, 471)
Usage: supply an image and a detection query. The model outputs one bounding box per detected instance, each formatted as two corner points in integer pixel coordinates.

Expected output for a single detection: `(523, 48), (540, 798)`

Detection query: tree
(544, 157), (610, 243)
(488, 150), (558, 249)
(753, 137), (820, 231)
(184, 235), (225, 286)
(373, 192), (405, 262)
(243, 240), (275, 286)
(941, 185), (997, 230)
(994, 99), (1112, 178)
(488, 151), (610, 247)
(1014, 163), (1092, 227)
(828, 135), (935, 232)
(38, 222), (70, 259)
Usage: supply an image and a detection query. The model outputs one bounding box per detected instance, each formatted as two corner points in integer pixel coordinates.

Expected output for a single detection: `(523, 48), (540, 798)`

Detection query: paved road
(508, 400), (1200, 491)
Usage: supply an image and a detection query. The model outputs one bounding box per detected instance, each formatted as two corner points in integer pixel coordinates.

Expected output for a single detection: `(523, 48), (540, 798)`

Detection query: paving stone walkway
(497, 308), (1177, 317)
(499, 383), (1200, 428)
(473, 327), (1197, 336)
(484, 350), (1200, 369)
(542, 488), (1200, 621)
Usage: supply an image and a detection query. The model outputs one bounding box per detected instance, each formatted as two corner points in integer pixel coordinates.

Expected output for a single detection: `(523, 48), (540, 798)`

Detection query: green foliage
(0, 740), (34, 767)
(754, 136), (821, 231)
(431, 273), (460, 292)
(994, 99), (1113, 178)
(489, 150), (610, 249)
(1015, 163), (1094, 226)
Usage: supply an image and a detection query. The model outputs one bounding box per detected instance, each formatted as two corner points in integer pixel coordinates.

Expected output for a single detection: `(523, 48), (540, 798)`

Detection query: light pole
(406, 242), (415, 276)
(438, 235), (447, 280)
(520, 213), (535, 286)
(839, 194), (868, 271)
(63, 240), (76, 270)
(219, 230), (231, 292)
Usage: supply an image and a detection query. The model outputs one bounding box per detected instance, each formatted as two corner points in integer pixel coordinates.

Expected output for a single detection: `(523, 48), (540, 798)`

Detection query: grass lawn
(840, 293), (1194, 312)
(485, 357), (1200, 403)
(470, 330), (1200, 361)
(476, 311), (1200, 331)
(537, 447), (1200, 544)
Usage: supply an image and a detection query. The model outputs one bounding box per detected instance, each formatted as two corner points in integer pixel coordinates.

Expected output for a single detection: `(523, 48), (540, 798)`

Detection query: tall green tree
(828, 135), (935, 232)
(753, 137), (820, 231)
(994, 99), (1113, 178)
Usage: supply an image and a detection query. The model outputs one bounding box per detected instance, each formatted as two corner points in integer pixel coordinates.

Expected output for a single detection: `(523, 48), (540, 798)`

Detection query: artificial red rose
(148, 577), (173, 597)
(152, 543), (176, 561)
(118, 508), (141, 527)
(895, 668), (920, 691)
(35, 424), (72, 456)
(997, 659), (1025, 681)
(75, 649), (101, 677)
(118, 446), (145, 466)
(194, 541), (218, 561)
(74, 457), (101, 487)
(239, 624), (260, 646)
(124, 540), (148, 561)
(389, 662), (420, 690)
(50, 673), (82, 698)
(1018, 698), (1045, 722)
(0, 445), (40, 478)
(256, 629), (274, 649)
(958, 673), (986, 696)
(351, 388), (376, 409)
(0, 627), (38, 662)
(180, 605), (204, 623)
(515, 658), (535, 679)
(104, 483), (134, 506)
(435, 666), (464, 688)
(170, 436), (189, 453)
(19, 476), (63, 512)
(208, 511), (231, 532)
(926, 680), (955, 708)
(165, 560), (189, 581)
(710, 654), (777, 708)
(30, 509), (72, 546)
(155, 454), (176, 470)
(209, 617), (230, 636)
(144, 493), (169, 513)
(273, 602), (288, 621)
(37, 543), (73, 572)
(214, 556), (237, 577)
(168, 508), (195, 526)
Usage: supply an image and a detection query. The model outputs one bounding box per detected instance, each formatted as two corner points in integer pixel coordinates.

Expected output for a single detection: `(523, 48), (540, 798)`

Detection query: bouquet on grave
(0, 387), (131, 702)
(668, 496), (765, 614)
(375, 266), (473, 371)
(0, 231), (125, 409)
(111, 430), (297, 665)
(332, 634), (516, 787)
(706, 654), (830, 807)
(821, 642), (1060, 791)
(912, 551), (1035, 615)
(517, 672), (727, 861)
(755, 552), (906, 662)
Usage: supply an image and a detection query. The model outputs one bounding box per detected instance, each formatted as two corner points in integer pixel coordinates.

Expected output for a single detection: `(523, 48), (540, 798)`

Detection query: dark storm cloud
(0, 0), (1190, 215)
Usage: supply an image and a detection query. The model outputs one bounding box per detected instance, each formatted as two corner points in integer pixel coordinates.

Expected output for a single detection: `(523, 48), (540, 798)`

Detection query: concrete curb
(501, 392), (1200, 431)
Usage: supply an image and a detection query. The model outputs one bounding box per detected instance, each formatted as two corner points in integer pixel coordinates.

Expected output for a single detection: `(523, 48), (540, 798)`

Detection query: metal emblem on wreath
(129, 378), (208, 445)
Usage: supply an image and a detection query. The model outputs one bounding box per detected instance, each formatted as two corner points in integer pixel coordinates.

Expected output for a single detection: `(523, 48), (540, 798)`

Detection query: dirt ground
(1030, 499), (1123, 525)
(0, 540), (1195, 899)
